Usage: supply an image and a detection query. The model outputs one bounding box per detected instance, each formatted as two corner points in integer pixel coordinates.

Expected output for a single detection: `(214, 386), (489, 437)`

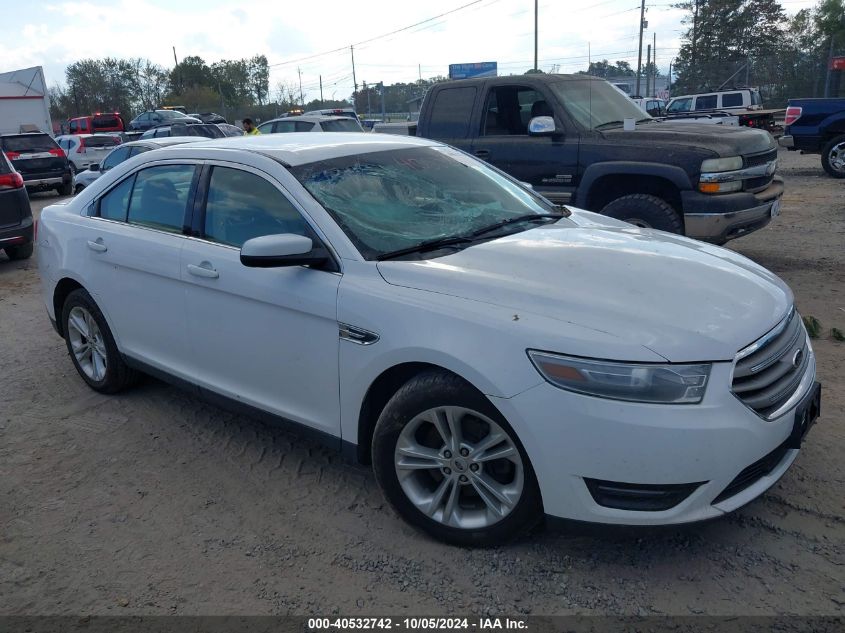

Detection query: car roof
(0, 132), (51, 138)
(160, 132), (440, 166)
(124, 136), (204, 148)
(262, 115), (357, 125)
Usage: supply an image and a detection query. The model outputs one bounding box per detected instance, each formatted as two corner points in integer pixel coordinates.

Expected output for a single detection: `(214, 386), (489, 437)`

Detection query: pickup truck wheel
(821, 135), (845, 178)
(372, 370), (542, 546)
(600, 194), (683, 234)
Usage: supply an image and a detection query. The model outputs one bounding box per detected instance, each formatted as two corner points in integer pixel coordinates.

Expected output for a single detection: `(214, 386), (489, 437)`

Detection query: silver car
(72, 136), (204, 193)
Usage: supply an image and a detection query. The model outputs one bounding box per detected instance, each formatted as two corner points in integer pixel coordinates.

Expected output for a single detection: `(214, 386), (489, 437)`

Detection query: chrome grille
(744, 149), (777, 167)
(732, 309), (810, 418)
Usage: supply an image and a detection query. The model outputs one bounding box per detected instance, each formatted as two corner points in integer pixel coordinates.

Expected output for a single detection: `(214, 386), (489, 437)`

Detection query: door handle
(87, 239), (107, 253)
(474, 149), (491, 159)
(187, 263), (219, 279)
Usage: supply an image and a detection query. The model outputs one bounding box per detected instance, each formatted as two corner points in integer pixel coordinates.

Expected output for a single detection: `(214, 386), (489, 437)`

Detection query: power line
(268, 0), (488, 69)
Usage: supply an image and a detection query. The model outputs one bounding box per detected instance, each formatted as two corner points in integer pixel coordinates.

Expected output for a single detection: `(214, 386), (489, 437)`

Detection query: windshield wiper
(470, 213), (566, 239)
(593, 120), (624, 130)
(376, 236), (475, 261)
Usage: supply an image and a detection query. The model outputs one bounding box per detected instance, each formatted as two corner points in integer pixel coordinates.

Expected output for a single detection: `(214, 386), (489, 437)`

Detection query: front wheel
(61, 288), (138, 393)
(600, 193), (684, 234)
(821, 134), (845, 178)
(372, 370), (542, 546)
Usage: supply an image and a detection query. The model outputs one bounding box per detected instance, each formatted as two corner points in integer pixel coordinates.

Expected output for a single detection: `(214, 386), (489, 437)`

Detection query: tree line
(672, 0), (845, 103)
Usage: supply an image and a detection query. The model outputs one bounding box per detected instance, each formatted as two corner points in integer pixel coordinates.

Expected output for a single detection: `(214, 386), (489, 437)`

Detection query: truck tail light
(49, 147), (66, 157)
(0, 172), (24, 190)
(784, 106), (802, 126)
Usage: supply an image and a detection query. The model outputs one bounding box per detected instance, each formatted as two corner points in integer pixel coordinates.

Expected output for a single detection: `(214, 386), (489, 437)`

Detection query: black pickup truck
(779, 98), (845, 178)
(416, 75), (784, 244)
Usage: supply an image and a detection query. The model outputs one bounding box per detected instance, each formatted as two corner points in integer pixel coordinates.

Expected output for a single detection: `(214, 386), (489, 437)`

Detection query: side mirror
(240, 234), (329, 268)
(89, 163), (100, 172)
(528, 116), (560, 136)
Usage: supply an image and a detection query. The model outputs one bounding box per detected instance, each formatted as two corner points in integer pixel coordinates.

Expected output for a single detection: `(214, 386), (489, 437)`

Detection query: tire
(75, 184), (85, 194)
(69, 163), (77, 176)
(57, 181), (73, 196)
(4, 243), (34, 260)
(61, 288), (138, 393)
(600, 193), (684, 234)
(821, 134), (845, 179)
(372, 370), (542, 546)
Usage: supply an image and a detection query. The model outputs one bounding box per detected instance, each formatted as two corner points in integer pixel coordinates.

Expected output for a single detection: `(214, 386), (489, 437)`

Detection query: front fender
(574, 162), (693, 207)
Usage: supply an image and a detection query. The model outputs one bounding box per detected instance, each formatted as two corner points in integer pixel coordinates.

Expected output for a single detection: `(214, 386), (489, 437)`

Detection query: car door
(82, 162), (198, 375)
(471, 84), (579, 205)
(180, 163), (341, 435)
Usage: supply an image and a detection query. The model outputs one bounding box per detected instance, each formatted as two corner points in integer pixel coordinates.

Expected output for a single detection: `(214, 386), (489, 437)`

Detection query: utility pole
(351, 45), (358, 110)
(298, 67), (303, 106)
(653, 32), (657, 95)
(534, 0), (539, 72)
(635, 0), (646, 96)
(319, 75), (323, 107)
(380, 82), (385, 122)
(418, 64), (422, 82)
(172, 46), (182, 92)
(646, 44), (651, 96)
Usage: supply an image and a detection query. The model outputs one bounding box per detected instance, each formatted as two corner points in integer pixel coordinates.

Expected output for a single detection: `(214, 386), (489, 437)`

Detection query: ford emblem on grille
(792, 349), (803, 368)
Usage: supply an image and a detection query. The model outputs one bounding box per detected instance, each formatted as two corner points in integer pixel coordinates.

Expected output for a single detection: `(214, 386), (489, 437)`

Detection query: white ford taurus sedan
(37, 133), (821, 545)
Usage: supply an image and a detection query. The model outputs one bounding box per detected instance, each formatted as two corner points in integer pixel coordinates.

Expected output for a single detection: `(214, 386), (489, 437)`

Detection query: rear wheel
(4, 243), (33, 260)
(821, 134), (845, 178)
(61, 288), (138, 393)
(600, 193), (683, 234)
(372, 370), (542, 546)
(69, 163), (77, 176)
(57, 181), (73, 196)
(74, 184), (85, 194)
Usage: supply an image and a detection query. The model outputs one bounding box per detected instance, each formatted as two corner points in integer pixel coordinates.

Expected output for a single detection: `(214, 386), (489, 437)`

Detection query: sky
(0, 0), (819, 103)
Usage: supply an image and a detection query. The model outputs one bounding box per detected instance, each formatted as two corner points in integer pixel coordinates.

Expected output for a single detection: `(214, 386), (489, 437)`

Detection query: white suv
(36, 133), (820, 545)
(55, 134), (122, 175)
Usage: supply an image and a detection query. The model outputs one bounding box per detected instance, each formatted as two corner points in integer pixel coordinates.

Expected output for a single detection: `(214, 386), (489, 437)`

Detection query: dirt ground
(1, 147), (843, 617)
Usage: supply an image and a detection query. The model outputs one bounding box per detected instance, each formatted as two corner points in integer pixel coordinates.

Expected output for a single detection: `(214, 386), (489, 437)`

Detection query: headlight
(701, 156), (743, 172)
(527, 350), (711, 404)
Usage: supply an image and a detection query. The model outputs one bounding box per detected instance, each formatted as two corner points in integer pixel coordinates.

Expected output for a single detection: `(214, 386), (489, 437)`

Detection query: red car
(67, 113), (125, 134)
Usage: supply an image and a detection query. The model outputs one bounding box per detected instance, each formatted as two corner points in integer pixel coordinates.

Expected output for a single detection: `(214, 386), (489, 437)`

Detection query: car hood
(376, 213), (792, 362)
(603, 122), (775, 157)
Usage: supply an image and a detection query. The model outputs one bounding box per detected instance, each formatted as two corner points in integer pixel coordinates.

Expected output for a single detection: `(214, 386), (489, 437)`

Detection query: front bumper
(490, 356), (816, 525)
(682, 177), (784, 243)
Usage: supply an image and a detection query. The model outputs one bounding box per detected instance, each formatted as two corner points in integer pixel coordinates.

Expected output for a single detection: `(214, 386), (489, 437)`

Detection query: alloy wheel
(394, 406), (524, 530)
(829, 142), (845, 174)
(67, 306), (108, 381)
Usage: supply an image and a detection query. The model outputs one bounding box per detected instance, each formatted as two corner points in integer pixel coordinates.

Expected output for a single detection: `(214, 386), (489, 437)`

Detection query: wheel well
(356, 362), (472, 464)
(586, 174), (682, 213)
(53, 278), (84, 337)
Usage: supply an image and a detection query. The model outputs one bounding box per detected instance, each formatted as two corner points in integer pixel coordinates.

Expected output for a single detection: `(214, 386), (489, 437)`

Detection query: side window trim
(192, 160), (340, 271)
(91, 160), (201, 232)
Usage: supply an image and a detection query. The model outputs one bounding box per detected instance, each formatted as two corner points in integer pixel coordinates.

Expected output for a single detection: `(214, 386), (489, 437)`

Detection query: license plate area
(786, 382), (821, 449)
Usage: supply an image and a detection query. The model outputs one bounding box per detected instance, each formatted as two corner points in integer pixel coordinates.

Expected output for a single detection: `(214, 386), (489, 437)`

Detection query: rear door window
(98, 175), (136, 221)
(694, 95), (717, 110)
(295, 121), (315, 132)
(93, 115), (121, 130)
(273, 121), (297, 133)
(69, 120), (79, 133)
(426, 86), (477, 138)
(721, 93), (743, 108)
(126, 165), (196, 233)
(202, 166), (310, 247)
